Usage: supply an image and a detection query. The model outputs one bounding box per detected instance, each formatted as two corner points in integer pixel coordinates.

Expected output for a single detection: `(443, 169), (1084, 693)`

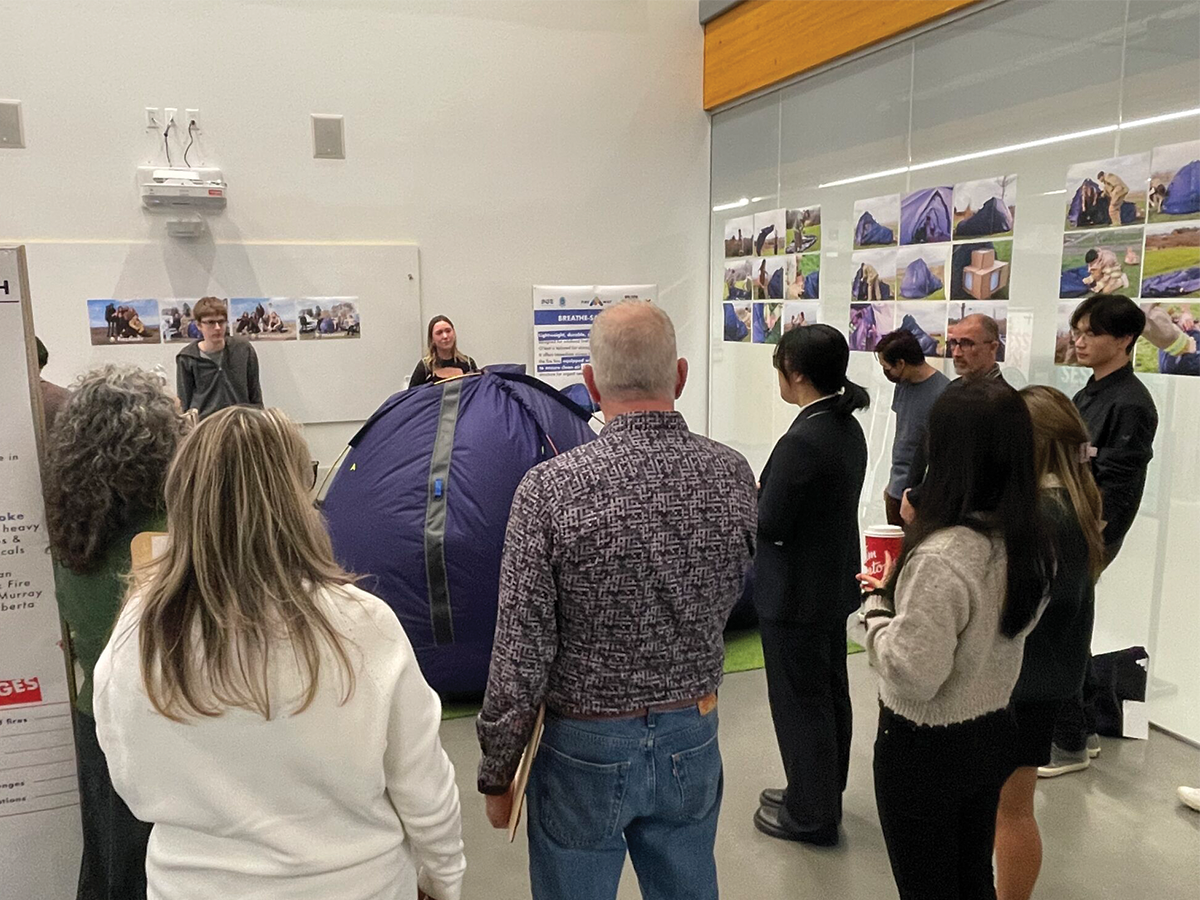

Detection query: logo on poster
(0, 678), (42, 707)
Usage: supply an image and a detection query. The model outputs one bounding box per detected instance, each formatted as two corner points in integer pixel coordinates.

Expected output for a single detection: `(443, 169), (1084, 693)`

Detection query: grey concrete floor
(440, 624), (1200, 899)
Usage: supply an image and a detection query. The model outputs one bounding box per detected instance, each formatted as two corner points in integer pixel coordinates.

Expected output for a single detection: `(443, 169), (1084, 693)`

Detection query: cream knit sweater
(865, 526), (1036, 726)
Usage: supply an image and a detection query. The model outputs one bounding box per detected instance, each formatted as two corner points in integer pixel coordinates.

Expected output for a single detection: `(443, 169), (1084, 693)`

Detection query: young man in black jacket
(1041, 294), (1158, 777)
(176, 296), (263, 419)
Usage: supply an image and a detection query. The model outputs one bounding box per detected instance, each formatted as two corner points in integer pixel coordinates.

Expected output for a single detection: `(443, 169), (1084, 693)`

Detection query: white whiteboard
(24, 241), (421, 425)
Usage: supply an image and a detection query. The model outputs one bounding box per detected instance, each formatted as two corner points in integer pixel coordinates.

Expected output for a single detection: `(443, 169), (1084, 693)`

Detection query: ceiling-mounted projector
(139, 166), (227, 211)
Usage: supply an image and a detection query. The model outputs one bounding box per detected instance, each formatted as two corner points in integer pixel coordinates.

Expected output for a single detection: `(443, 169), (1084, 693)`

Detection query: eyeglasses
(200, 318), (227, 327)
(945, 338), (996, 351)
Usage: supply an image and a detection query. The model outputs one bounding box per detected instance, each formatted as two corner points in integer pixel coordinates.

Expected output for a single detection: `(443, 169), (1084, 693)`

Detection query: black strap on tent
(424, 378), (463, 646)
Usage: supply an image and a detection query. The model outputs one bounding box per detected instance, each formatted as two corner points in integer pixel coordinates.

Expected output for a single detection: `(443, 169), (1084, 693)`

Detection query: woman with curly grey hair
(44, 364), (189, 900)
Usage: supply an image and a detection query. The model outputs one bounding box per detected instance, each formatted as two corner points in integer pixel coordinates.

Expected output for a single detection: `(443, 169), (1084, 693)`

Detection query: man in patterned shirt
(477, 301), (757, 900)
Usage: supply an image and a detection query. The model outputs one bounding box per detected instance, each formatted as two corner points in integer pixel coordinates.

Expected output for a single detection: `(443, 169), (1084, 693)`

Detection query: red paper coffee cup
(864, 525), (904, 580)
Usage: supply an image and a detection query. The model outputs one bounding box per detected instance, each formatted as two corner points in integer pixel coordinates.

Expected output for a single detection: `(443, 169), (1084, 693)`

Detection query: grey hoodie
(176, 338), (263, 419)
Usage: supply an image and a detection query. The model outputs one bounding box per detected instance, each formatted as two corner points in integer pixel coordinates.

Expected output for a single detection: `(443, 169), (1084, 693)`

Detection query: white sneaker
(1179, 786), (1200, 812)
(1086, 733), (1101, 759)
(1038, 744), (1090, 778)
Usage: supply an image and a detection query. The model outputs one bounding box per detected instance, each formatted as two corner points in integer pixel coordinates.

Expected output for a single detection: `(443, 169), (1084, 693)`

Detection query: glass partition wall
(708, 0), (1200, 742)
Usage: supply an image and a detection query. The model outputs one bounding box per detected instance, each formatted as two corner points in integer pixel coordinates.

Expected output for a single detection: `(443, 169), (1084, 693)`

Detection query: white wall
(0, 0), (711, 461)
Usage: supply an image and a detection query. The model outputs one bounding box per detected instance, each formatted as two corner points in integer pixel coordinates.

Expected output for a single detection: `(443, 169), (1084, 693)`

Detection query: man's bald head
(588, 302), (679, 402)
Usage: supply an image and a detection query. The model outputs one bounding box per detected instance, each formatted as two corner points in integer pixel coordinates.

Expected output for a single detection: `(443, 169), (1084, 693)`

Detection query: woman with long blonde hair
(93, 406), (465, 900)
(995, 385), (1105, 900)
(45, 365), (188, 900)
(409, 315), (477, 387)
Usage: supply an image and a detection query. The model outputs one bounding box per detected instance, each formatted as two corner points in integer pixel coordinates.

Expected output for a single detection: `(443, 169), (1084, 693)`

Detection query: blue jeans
(526, 705), (722, 900)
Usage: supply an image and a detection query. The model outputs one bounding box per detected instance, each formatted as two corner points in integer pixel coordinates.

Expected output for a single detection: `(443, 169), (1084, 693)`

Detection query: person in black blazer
(753, 323), (870, 847)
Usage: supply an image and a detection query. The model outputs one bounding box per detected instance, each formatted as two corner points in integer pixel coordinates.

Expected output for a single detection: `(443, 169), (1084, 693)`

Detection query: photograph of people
(859, 380), (1053, 900)
(87, 299), (161, 345)
(44, 366), (189, 900)
(724, 215), (753, 257)
(1060, 228), (1144, 299)
(92, 407), (465, 900)
(161, 299), (201, 343)
(1148, 140), (1200, 222)
(230, 297), (298, 341)
(1136, 302), (1200, 375)
(410, 315), (479, 386)
(175, 296), (263, 419)
(1065, 153), (1149, 230)
(753, 324), (869, 847)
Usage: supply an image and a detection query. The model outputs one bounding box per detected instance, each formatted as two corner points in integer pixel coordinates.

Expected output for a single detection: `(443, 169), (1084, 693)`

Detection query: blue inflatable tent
(803, 269), (820, 300)
(1069, 179), (1137, 227)
(1060, 266), (1091, 298)
(900, 257), (943, 299)
(855, 211), (894, 247)
(1163, 160), (1200, 216)
(322, 372), (596, 696)
(899, 313), (939, 356)
(901, 188), (952, 245)
(1142, 267), (1200, 298)
(852, 264), (893, 302)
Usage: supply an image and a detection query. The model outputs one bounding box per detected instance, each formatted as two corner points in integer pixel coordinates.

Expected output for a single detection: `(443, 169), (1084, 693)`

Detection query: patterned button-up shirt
(476, 411), (757, 793)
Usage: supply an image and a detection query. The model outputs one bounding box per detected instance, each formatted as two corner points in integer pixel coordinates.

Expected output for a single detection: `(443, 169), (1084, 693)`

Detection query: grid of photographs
(848, 176), (1016, 354)
(86, 297), (361, 346)
(1055, 140), (1200, 376)
(723, 205), (821, 344)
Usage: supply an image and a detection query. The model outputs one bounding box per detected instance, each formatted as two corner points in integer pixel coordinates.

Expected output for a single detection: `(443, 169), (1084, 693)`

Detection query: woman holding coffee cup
(858, 380), (1052, 900)
(994, 386), (1105, 900)
(752, 324), (870, 847)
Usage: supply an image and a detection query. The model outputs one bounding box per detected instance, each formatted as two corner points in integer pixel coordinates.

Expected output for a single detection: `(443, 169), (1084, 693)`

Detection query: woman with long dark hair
(752, 324), (870, 847)
(860, 380), (1052, 899)
(995, 386), (1105, 900)
(410, 315), (478, 387)
(45, 365), (190, 900)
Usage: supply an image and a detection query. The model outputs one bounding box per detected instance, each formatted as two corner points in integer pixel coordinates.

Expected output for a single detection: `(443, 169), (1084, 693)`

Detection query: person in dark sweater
(995, 386), (1106, 900)
(44, 365), (189, 900)
(1042, 294), (1158, 777)
(753, 325), (869, 847)
(176, 296), (263, 419)
(35, 336), (71, 433)
(410, 315), (478, 387)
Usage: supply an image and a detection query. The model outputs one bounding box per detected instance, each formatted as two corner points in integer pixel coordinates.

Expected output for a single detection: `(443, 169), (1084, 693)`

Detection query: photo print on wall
(1148, 140), (1200, 224)
(953, 175), (1017, 239)
(1064, 152), (1150, 231)
(1060, 228), (1145, 299)
(723, 257), (753, 301)
(161, 299), (203, 343)
(86, 299), (161, 345)
(753, 302), (784, 344)
(752, 256), (786, 300)
(853, 194), (899, 249)
(783, 301), (821, 332)
(723, 301), (752, 343)
(724, 215), (754, 258)
(897, 245), (948, 301)
(851, 248), (898, 302)
(230, 298), (298, 341)
(298, 297), (361, 339)
(786, 206), (821, 253)
(901, 187), (953, 245)
(752, 208), (787, 256)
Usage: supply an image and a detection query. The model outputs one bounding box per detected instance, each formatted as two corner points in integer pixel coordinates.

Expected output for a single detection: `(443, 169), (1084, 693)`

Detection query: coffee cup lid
(866, 525), (904, 538)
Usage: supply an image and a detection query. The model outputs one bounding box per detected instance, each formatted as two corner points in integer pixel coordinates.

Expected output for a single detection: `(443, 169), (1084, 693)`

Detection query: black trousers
(74, 711), (153, 900)
(874, 705), (1016, 900)
(759, 622), (852, 831)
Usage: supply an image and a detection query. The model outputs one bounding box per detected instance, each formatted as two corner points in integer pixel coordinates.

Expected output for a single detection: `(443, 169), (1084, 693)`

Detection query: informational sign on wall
(531, 284), (657, 389)
(0, 246), (82, 900)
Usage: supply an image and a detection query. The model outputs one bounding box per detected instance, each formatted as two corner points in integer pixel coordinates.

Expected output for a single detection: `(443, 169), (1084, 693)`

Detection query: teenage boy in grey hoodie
(176, 296), (263, 419)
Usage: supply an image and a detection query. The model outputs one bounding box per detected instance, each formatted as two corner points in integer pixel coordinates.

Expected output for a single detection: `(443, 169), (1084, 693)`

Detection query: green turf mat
(440, 629), (865, 720)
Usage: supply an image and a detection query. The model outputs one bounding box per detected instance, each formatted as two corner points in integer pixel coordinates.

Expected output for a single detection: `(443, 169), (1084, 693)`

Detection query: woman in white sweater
(93, 406), (465, 900)
(860, 380), (1051, 900)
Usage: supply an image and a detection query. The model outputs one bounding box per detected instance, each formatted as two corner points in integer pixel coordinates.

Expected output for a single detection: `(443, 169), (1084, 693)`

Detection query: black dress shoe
(753, 805), (839, 847)
(759, 787), (785, 808)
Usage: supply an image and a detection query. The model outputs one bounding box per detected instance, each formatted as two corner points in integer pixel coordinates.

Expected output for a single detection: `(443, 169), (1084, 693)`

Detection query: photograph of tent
(953, 175), (1017, 239)
(724, 301), (752, 342)
(753, 208), (787, 256)
(1064, 152), (1149, 231)
(897, 245), (947, 300)
(901, 186), (953, 245)
(752, 255), (786, 300)
(950, 241), (1012, 301)
(724, 258), (752, 301)
(1060, 228), (1144, 299)
(786, 254), (820, 300)
(1141, 224), (1200, 299)
(786, 206), (821, 253)
(1149, 141), (1200, 223)
(298, 298), (361, 339)
(853, 194), (899, 249)
(753, 302), (784, 344)
(848, 302), (894, 352)
(724, 215), (753, 257)
(1135, 302), (1200, 376)
(783, 301), (821, 332)
(896, 302), (947, 357)
(850, 249), (897, 301)
(87, 298), (161, 345)
(950, 301), (1007, 362)
(1055, 301), (1082, 367)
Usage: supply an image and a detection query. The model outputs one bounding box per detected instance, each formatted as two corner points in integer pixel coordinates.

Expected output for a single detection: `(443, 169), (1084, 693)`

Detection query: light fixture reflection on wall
(814, 106), (1200, 190)
(712, 197), (750, 212)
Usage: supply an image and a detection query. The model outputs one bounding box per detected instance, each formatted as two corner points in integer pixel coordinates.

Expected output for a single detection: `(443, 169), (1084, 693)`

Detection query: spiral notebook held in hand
(507, 704), (546, 842)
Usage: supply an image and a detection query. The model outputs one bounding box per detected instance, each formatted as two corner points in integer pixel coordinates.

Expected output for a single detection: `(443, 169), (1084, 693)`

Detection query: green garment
(54, 511), (165, 715)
